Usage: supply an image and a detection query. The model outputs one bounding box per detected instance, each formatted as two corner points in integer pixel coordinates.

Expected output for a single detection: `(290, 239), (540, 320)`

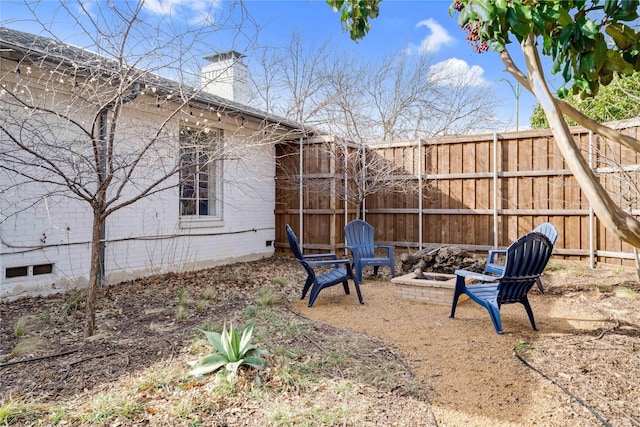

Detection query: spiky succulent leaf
(239, 322), (255, 354)
(201, 330), (225, 355)
(225, 359), (244, 376)
(188, 354), (228, 376)
(242, 355), (268, 370)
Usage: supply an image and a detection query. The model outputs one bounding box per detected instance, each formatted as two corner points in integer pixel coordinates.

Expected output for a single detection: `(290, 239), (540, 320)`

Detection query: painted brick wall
(1, 104), (278, 300)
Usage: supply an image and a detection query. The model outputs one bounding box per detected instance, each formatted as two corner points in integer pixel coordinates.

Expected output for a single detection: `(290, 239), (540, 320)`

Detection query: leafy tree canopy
(452, 0), (640, 99)
(530, 71), (640, 128)
(331, 0), (640, 98)
(327, 0), (382, 41)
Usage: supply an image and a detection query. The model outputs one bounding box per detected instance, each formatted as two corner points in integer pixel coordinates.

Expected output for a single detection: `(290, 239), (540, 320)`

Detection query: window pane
(180, 200), (196, 216)
(180, 179), (195, 198)
(199, 200), (209, 215)
(179, 127), (221, 218)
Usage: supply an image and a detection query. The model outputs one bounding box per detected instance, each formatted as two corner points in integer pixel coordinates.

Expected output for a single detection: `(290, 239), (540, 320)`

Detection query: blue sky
(1, 0), (542, 131)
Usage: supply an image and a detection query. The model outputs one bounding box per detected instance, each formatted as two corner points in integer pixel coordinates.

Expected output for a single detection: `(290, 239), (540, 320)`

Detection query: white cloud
(142, 0), (219, 24)
(415, 18), (454, 54)
(428, 58), (486, 87)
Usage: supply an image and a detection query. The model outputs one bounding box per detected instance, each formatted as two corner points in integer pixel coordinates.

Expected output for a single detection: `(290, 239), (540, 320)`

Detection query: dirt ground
(291, 261), (640, 427)
(1, 257), (639, 426)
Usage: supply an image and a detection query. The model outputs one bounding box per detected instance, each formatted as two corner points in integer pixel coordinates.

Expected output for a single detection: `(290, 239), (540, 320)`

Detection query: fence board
(275, 123), (640, 266)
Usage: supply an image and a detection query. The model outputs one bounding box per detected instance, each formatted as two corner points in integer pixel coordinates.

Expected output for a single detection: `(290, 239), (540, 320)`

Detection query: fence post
(418, 139), (423, 250)
(588, 131), (595, 269)
(493, 132), (499, 249)
(299, 137), (304, 250)
(330, 139), (337, 251)
(344, 139), (348, 253)
(361, 143), (366, 221)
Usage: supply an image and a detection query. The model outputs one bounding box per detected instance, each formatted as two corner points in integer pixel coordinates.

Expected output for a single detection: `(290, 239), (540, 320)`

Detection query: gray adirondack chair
(286, 224), (363, 307)
(344, 219), (395, 283)
(449, 232), (554, 334)
(484, 222), (558, 293)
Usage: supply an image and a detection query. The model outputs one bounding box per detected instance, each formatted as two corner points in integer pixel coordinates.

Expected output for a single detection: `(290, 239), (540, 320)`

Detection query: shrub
(188, 322), (267, 378)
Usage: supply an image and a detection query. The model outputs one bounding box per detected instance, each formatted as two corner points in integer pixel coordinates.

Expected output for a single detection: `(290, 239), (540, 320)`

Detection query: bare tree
(0, 1), (295, 336)
(249, 32), (334, 132)
(277, 137), (419, 220)
(336, 141), (420, 219)
(252, 33), (502, 142)
(258, 34), (493, 221)
(323, 52), (502, 141)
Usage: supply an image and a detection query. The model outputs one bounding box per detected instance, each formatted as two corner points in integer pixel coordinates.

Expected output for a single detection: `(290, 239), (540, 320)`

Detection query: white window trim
(178, 126), (224, 225)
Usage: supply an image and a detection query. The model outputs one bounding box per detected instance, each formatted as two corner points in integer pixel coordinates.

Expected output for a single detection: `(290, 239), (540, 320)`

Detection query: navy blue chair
(286, 224), (363, 307)
(484, 223), (558, 293)
(344, 219), (395, 283)
(449, 232), (554, 334)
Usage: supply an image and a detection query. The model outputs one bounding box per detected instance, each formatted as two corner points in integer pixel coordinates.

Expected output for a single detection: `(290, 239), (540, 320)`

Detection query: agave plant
(189, 322), (267, 378)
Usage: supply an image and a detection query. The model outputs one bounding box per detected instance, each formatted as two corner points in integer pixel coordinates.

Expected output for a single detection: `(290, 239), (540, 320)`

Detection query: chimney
(201, 51), (249, 105)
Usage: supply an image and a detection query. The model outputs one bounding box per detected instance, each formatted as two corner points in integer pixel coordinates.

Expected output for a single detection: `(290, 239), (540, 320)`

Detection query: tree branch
(522, 34), (640, 247)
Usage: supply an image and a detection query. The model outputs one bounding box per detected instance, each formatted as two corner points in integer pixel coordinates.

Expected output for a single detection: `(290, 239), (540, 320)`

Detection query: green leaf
(594, 36), (608, 71)
(562, 59), (573, 82)
(189, 354), (227, 376)
(606, 23), (636, 50)
(495, 0), (508, 14)
(551, 55), (563, 74)
(457, 5), (473, 27)
(239, 322), (255, 353)
(557, 7), (573, 26)
(599, 71), (614, 86)
(604, 50), (632, 72)
(622, 0), (639, 12)
(579, 52), (596, 78)
(512, 1), (532, 21)
(243, 356), (268, 370)
(225, 360), (244, 376)
(471, 0), (496, 21)
(201, 330), (225, 355)
(557, 87), (569, 98)
(558, 25), (573, 46)
(604, 0), (619, 15)
(580, 18), (599, 38)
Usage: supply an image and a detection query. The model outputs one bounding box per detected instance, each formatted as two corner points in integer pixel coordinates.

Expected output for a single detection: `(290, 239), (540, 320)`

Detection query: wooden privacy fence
(275, 119), (640, 267)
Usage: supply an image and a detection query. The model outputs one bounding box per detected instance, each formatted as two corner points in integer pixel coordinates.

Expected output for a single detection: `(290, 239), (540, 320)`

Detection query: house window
(179, 127), (223, 218)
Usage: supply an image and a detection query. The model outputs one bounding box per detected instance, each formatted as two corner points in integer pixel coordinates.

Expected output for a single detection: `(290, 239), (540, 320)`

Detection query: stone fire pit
(391, 272), (457, 305)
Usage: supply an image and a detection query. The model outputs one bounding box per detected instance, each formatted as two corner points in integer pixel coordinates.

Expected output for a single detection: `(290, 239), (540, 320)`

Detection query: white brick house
(0, 27), (305, 299)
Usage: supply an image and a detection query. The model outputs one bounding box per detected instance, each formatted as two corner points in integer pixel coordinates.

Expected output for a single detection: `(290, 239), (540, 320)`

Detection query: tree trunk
(84, 211), (103, 338)
(522, 35), (640, 248)
(355, 200), (363, 220)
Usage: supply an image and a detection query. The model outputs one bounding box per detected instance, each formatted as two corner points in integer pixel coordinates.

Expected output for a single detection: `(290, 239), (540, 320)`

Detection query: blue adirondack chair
(449, 232), (554, 334)
(344, 219), (395, 283)
(484, 222), (558, 293)
(286, 224), (363, 307)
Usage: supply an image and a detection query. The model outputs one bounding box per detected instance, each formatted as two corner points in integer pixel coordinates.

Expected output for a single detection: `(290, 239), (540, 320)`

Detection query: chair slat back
(286, 224), (318, 279)
(344, 220), (375, 258)
(498, 232), (553, 303)
(533, 222), (558, 245)
(286, 224), (304, 261)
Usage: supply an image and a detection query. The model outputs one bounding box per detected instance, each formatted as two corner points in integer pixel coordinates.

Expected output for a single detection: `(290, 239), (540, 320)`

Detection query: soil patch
(291, 261), (640, 426)
(1, 257), (639, 426)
